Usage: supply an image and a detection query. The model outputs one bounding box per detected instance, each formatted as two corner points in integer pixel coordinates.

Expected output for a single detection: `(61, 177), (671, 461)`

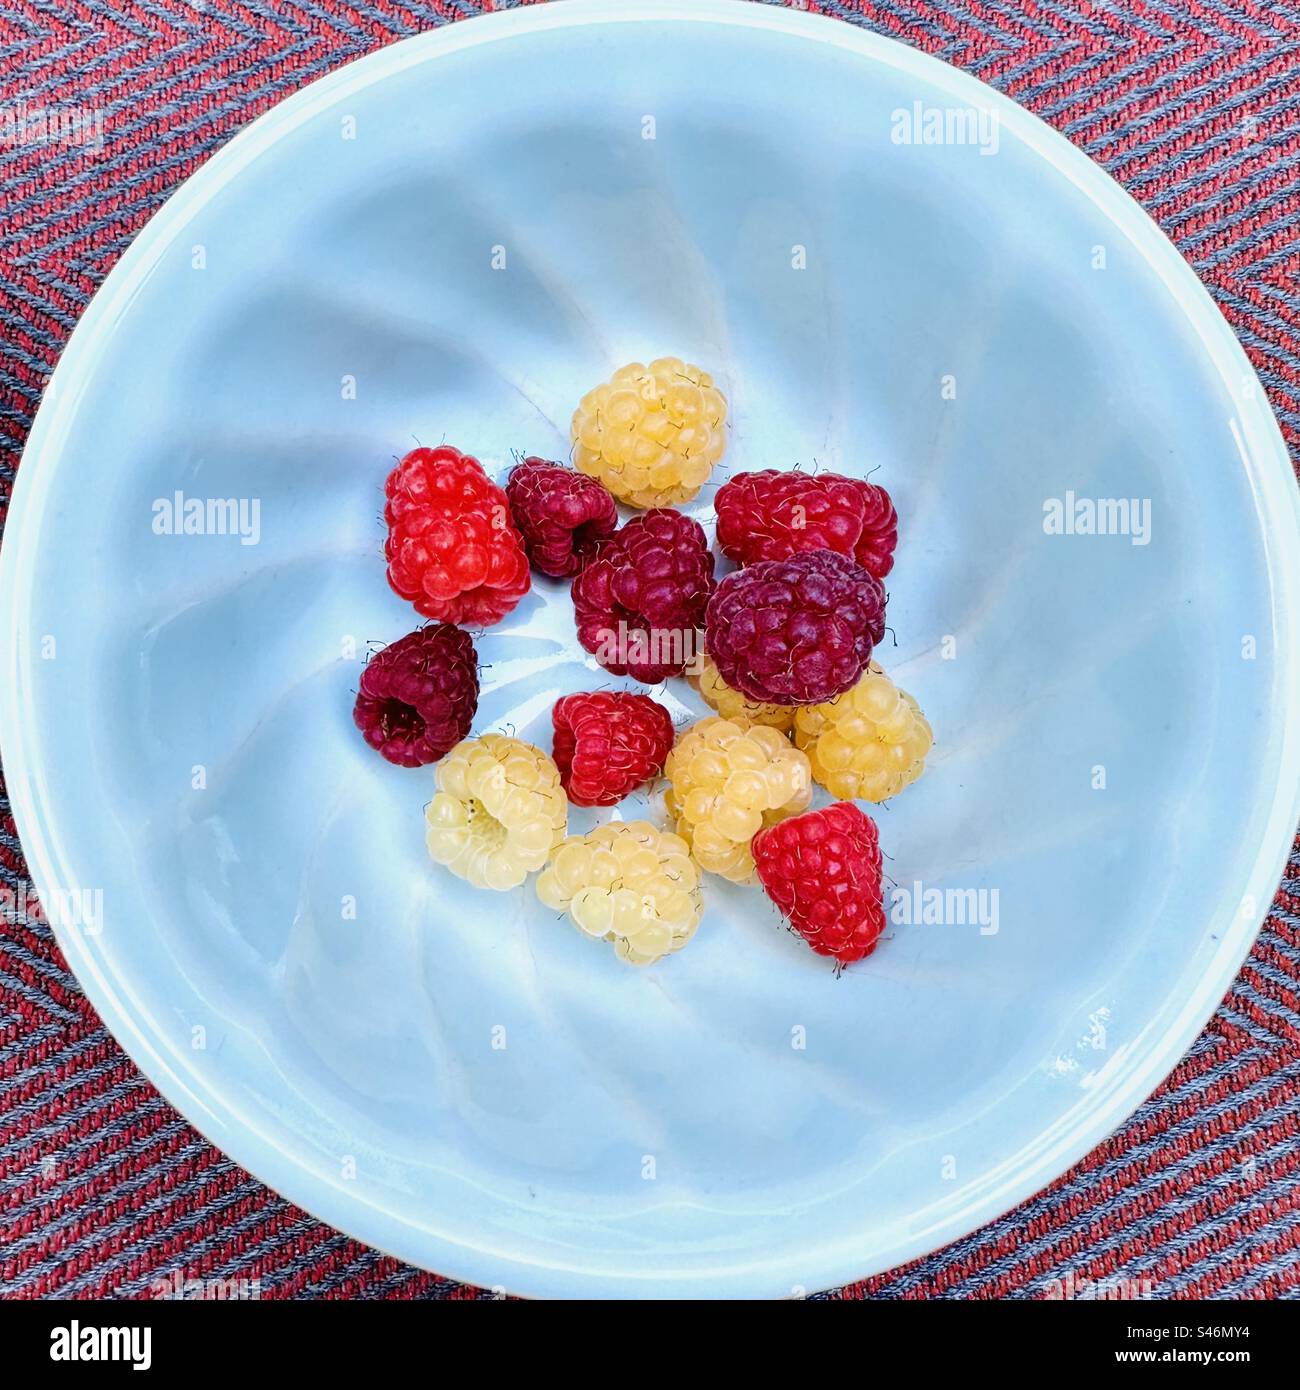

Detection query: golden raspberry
(663, 717), (812, 883)
(426, 735), (567, 890)
(571, 357), (727, 508)
(794, 662), (933, 802)
(690, 651), (795, 733)
(536, 821), (703, 965)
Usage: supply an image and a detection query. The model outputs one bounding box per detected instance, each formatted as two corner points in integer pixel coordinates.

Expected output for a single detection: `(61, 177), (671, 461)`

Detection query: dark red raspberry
(353, 624), (479, 768)
(551, 691), (675, 807)
(752, 802), (885, 964)
(705, 550), (885, 705)
(505, 457), (618, 579)
(572, 509), (715, 683)
(384, 445), (530, 626)
(715, 469), (897, 579)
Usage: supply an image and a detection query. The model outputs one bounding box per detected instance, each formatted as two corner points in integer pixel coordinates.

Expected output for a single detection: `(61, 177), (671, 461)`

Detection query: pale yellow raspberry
(794, 661), (933, 802)
(426, 735), (567, 890)
(663, 716), (812, 883)
(571, 357), (727, 508)
(536, 821), (703, 965)
(690, 651), (795, 733)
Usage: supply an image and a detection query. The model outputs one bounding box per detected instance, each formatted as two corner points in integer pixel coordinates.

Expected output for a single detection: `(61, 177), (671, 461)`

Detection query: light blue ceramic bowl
(3, 0), (1298, 1298)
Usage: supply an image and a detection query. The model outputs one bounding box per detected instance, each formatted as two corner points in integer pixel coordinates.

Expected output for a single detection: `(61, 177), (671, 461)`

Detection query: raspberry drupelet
(384, 445), (530, 626)
(353, 623), (479, 767)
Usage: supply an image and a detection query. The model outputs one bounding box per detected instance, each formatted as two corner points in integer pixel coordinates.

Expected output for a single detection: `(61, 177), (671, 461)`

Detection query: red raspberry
(705, 550), (885, 705)
(551, 691), (675, 806)
(752, 802), (885, 963)
(572, 509), (715, 683)
(384, 445), (530, 625)
(505, 457), (618, 579)
(353, 623), (479, 767)
(715, 469), (897, 579)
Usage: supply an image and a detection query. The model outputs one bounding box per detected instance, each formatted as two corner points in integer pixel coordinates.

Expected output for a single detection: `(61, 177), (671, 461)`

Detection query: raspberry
(690, 651), (795, 733)
(384, 445), (530, 625)
(794, 661), (933, 802)
(705, 550), (886, 706)
(425, 735), (567, 890)
(536, 821), (702, 965)
(752, 802), (885, 964)
(551, 691), (675, 807)
(571, 357), (727, 508)
(505, 457), (618, 578)
(353, 623), (479, 767)
(664, 718), (812, 882)
(715, 469), (898, 579)
(572, 508), (714, 683)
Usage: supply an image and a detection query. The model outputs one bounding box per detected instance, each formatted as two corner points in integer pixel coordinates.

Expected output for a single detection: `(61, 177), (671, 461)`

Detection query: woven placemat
(2, 0), (1298, 1299)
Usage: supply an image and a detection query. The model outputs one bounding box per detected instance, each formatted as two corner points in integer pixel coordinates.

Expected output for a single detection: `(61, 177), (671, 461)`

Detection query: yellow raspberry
(690, 651), (795, 733)
(663, 716), (812, 883)
(426, 734), (567, 891)
(571, 357), (727, 508)
(536, 821), (703, 965)
(794, 662), (933, 802)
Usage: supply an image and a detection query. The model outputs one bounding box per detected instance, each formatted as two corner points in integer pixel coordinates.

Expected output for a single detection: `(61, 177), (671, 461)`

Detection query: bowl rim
(2, 0), (1298, 1299)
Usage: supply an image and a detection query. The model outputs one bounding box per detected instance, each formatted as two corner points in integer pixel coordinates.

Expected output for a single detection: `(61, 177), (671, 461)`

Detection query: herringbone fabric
(2, 0), (1298, 1300)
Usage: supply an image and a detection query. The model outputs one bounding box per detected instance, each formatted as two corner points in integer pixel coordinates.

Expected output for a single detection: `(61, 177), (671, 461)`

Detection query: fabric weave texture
(1, 0), (1298, 1300)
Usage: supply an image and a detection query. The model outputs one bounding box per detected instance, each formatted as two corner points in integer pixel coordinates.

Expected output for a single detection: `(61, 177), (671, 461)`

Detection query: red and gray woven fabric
(2, 0), (1299, 1300)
